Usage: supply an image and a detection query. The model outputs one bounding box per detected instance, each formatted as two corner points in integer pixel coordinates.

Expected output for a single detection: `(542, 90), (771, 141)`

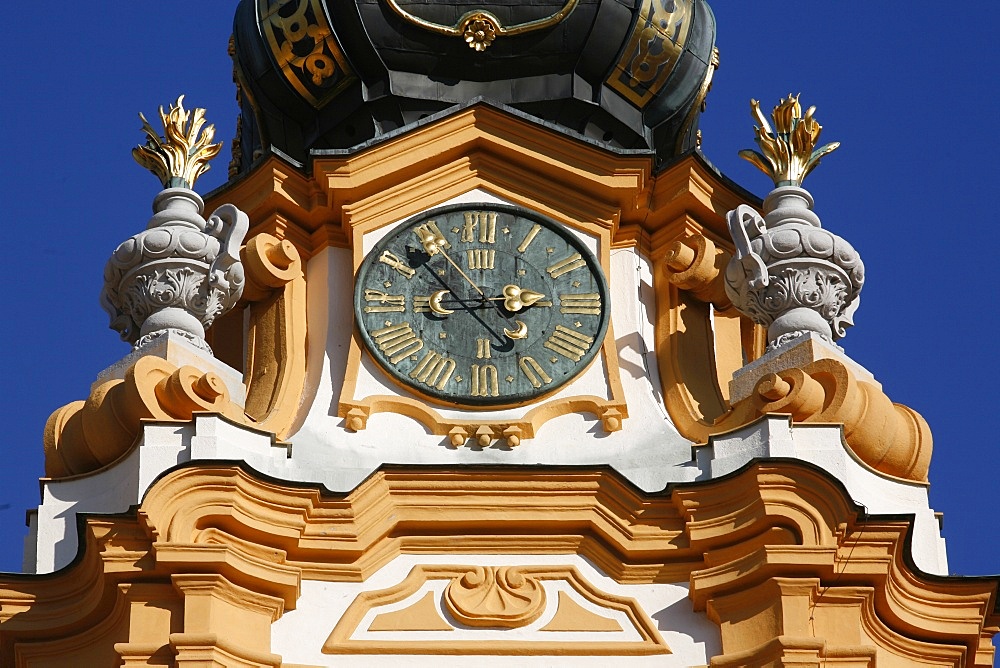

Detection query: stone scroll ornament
(101, 96), (248, 354)
(725, 95), (864, 349)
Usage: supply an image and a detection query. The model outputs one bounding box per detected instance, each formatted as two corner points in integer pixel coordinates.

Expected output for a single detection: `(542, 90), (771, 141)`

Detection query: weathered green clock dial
(354, 204), (609, 406)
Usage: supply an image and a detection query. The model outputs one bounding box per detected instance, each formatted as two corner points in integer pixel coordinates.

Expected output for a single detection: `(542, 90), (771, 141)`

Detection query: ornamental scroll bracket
(383, 0), (579, 51)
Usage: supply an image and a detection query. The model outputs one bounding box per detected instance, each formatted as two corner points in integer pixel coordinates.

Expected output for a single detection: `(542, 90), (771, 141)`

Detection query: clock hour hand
(428, 289), (454, 315)
(499, 284), (545, 312)
(503, 320), (528, 340)
(478, 285), (546, 312)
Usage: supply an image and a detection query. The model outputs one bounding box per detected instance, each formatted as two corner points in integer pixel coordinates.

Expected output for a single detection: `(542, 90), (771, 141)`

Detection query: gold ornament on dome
(739, 94), (840, 187)
(383, 0), (578, 51)
(608, 0), (692, 106)
(133, 95), (223, 189)
(258, 0), (355, 108)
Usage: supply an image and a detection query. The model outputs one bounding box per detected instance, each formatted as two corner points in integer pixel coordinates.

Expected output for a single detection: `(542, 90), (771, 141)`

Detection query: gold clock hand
(504, 320), (528, 340)
(500, 284), (545, 312)
(414, 226), (486, 297)
(428, 290), (454, 315)
(438, 248), (486, 297)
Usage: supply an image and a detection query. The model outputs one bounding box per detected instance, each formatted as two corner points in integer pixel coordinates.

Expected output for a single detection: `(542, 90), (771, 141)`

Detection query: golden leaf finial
(132, 95), (223, 189)
(738, 94), (840, 187)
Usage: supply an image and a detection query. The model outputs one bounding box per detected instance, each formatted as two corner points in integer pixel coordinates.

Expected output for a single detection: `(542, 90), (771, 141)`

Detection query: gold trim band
(383, 0), (579, 51)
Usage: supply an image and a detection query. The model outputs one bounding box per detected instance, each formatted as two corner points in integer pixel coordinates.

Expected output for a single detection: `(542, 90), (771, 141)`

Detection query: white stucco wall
(25, 190), (950, 584)
(271, 553), (721, 667)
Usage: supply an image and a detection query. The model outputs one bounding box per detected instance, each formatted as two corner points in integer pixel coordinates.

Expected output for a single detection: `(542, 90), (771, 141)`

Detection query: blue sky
(1, 2), (997, 581)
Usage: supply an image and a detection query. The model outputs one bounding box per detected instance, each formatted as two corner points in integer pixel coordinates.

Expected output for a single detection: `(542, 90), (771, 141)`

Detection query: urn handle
(206, 203), (249, 292)
(727, 204), (768, 289)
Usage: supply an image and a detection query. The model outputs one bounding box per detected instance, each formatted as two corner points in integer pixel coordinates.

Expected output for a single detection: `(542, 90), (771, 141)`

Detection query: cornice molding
(4, 462), (994, 665)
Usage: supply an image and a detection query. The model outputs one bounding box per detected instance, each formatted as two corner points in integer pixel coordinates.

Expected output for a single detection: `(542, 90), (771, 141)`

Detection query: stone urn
(724, 94), (864, 349)
(724, 187), (864, 348)
(100, 96), (249, 353)
(101, 189), (248, 352)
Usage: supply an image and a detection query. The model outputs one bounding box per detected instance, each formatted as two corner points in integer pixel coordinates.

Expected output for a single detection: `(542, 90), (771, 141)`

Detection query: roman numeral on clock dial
(413, 220), (451, 249)
(519, 356), (553, 389)
(461, 211), (497, 243)
(546, 252), (586, 278)
(378, 250), (415, 279)
(363, 289), (406, 313)
(371, 322), (423, 364)
(517, 224), (542, 253)
(466, 249), (495, 270)
(544, 325), (594, 362)
(559, 293), (601, 315)
(409, 350), (456, 390)
(470, 364), (500, 397)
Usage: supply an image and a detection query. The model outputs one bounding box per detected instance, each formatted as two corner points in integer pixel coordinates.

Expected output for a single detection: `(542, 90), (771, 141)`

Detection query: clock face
(354, 203), (610, 407)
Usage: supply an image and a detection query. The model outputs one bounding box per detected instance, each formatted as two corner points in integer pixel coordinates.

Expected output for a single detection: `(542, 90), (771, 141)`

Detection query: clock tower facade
(1, 2), (997, 666)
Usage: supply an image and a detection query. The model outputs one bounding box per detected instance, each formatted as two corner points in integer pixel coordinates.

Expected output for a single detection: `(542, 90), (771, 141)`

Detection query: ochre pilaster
(169, 574), (284, 667)
(240, 233), (308, 440)
(113, 583), (182, 667)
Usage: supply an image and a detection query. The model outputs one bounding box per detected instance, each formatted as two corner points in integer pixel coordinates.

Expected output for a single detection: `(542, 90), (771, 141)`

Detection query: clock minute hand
(414, 226), (525, 342)
(415, 226), (485, 297)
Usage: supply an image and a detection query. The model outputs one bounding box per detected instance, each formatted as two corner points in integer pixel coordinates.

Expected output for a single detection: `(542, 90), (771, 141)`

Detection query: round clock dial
(354, 203), (609, 406)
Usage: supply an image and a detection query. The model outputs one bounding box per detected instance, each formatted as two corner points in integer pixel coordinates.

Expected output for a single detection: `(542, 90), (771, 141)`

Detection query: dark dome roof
(231, 0), (716, 172)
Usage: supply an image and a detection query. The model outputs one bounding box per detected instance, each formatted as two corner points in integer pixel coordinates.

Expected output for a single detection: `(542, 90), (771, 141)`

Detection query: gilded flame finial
(132, 95), (223, 189)
(739, 94), (840, 187)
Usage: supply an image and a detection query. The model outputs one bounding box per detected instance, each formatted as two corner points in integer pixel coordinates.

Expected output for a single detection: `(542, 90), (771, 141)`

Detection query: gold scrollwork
(259, 0), (355, 108)
(609, 0), (693, 106)
(383, 0), (579, 51)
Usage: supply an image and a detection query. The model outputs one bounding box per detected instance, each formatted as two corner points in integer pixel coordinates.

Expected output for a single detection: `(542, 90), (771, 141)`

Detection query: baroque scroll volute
(443, 566), (547, 628)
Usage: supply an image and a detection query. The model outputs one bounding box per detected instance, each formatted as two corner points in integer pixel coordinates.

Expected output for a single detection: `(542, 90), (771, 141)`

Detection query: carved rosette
(444, 566), (546, 628)
(101, 189), (248, 352)
(724, 187), (864, 348)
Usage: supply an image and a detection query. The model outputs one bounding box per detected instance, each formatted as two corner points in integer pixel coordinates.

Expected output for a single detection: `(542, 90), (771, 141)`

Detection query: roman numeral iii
(466, 249), (495, 270)
(559, 293), (601, 315)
